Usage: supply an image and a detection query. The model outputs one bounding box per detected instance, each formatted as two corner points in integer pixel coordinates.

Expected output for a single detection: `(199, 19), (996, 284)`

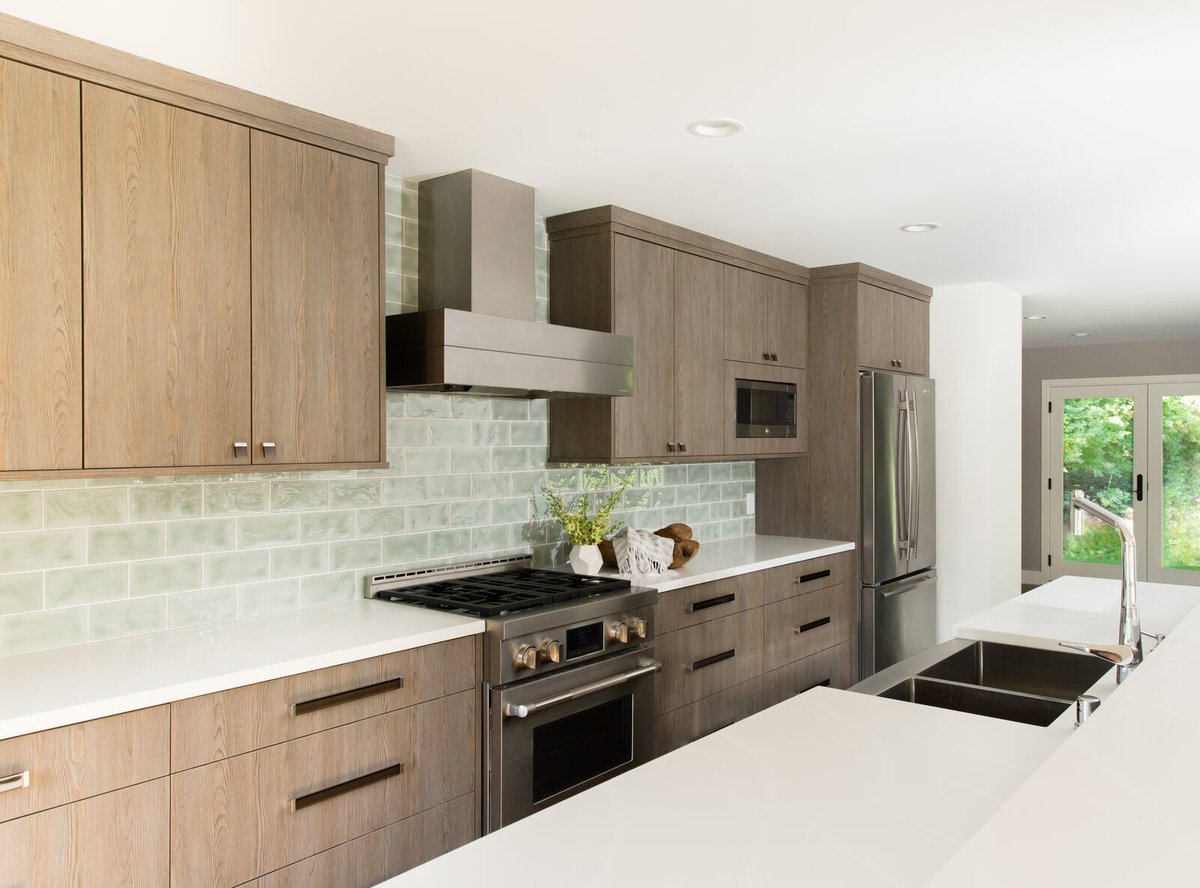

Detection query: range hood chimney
(386, 170), (633, 398)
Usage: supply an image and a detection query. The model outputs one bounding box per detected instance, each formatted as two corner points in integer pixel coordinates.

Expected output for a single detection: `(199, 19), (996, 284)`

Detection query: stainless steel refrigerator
(860, 371), (938, 677)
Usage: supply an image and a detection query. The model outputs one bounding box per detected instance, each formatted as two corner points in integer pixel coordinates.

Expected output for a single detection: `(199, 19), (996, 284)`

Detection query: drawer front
(763, 584), (855, 672)
(171, 688), (476, 887)
(0, 778), (169, 887)
(172, 634), (478, 769)
(654, 676), (763, 757)
(0, 705), (169, 824)
(656, 609), (763, 716)
(760, 551), (854, 604)
(763, 642), (854, 709)
(658, 573), (763, 634)
(242, 792), (477, 888)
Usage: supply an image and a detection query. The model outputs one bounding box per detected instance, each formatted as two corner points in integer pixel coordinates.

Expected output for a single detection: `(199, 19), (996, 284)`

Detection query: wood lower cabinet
(83, 84), (252, 469)
(654, 555), (857, 757)
(0, 57), (82, 472)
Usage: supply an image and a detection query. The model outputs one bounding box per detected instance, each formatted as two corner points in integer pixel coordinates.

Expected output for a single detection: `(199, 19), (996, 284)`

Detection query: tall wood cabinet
(0, 15), (393, 478)
(547, 206), (809, 463)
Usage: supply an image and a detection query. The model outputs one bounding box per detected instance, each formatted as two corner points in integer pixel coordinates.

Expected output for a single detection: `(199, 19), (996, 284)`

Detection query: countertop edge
(635, 540), (856, 592)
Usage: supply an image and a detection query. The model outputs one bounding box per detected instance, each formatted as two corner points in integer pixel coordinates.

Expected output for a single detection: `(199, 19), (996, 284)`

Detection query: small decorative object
(611, 527), (676, 574)
(541, 481), (629, 575)
(599, 523), (702, 570)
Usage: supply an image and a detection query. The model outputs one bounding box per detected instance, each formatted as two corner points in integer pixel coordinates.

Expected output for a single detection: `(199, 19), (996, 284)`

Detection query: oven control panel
(502, 602), (655, 681)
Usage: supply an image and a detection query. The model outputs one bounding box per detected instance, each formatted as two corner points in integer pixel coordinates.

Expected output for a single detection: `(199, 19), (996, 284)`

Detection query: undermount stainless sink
(918, 641), (1113, 700)
(853, 637), (1116, 728)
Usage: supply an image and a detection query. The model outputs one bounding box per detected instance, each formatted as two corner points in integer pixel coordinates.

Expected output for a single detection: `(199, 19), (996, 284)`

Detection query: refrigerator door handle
(908, 389), (920, 560)
(896, 392), (910, 557)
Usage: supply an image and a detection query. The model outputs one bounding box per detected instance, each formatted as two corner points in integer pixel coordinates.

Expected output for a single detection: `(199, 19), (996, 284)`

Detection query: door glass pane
(1061, 397), (1135, 565)
(1161, 395), (1200, 572)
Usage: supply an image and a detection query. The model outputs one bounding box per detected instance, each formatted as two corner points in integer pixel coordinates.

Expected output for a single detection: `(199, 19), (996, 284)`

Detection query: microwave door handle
(908, 390), (920, 559)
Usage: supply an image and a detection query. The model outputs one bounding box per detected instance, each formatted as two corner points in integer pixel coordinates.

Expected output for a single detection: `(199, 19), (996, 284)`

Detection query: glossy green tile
(471, 474), (509, 498)
(130, 556), (204, 597)
(381, 533), (428, 565)
(381, 477), (428, 505)
(205, 549), (270, 586)
(43, 488), (126, 528)
(0, 607), (88, 655)
(710, 464), (734, 482)
(491, 447), (531, 472)
(385, 213), (404, 244)
(87, 524), (161, 563)
(89, 596), (166, 641)
(451, 398), (491, 420)
(204, 483), (270, 517)
(472, 421), (508, 446)
(238, 579), (300, 617)
(300, 511), (356, 542)
(301, 572), (356, 607)
(448, 447), (488, 474)
(427, 475), (472, 500)
(699, 483), (723, 503)
(270, 544), (327, 578)
(492, 400), (529, 421)
(168, 586), (237, 628)
(430, 421), (473, 446)
(45, 563), (128, 607)
(491, 498), (530, 524)
(271, 480), (330, 512)
(386, 418), (430, 447)
(0, 573), (43, 616)
(129, 485), (202, 521)
(429, 529), (471, 558)
(528, 401), (548, 421)
(400, 187), (417, 220)
(472, 525), (509, 551)
(163, 519), (234, 555)
(329, 480), (381, 509)
(330, 538), (381, 571)
(357, 506), (408, 536)
(406, 448), (452, 475)
(0, 491), (41, 531)
(509, 422), (547, 446)
(405, 503), (448, 533)
(405, 394), (450, 419)
(0, 529), (85, 570)
(237, 515), (299, 549)
(451, 500), (490, 527)
(662, 466), (689, 486)
(732, 462), (755, 481)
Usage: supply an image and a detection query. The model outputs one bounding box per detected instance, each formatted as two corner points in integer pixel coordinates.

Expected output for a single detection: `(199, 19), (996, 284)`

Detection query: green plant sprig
(540, 480), (629, 545)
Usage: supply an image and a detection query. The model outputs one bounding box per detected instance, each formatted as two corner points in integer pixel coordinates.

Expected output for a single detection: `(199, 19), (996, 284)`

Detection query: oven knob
(608, 622), (630, 645)
(540, 640), (563, 664)
(514, 644), (539, 671)
(628, 618), (647, 640)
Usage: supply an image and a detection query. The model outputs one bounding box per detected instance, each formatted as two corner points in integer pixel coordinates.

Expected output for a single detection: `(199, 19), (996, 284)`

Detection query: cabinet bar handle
(689, 593), (735, 613)
(796, 569), (832, 584)
(290, 762), (404, 811)
(292, 676), (404, 716)
(688, 649), (735, 672)
(795, 616), (832, 634)
(0, 771), (29, 794)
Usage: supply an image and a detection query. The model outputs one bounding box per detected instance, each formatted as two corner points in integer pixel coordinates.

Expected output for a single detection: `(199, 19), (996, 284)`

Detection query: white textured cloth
(611, 527), (674, 575)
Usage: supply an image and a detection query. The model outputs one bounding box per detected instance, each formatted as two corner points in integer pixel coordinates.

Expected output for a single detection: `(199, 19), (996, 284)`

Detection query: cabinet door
(611, 235), (675, 459)
(0, 59), (82, 471)
(723, 266), (775, 365)
(766, 277), (807, 369)
(856, 283), (897, 371)
(83, 85), (251, 468)
(895, 295), (929, 375)
(673, 253), (725, 457)
(251, 133), (381, 465)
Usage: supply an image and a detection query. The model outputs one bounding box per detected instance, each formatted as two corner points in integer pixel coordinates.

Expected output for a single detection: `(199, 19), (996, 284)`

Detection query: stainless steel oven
(488, 647), (659, 829)
(735, 377), (797, 439)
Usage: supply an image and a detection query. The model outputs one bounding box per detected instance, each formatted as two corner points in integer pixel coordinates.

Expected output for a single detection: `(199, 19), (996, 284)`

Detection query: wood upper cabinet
(855, 280), (930, 375)
(250, 132), (382, 466)
(0, 58), (82, 471)
(672, 252), (725, 458)
(895, 293), (929, 376)
(724, 267), (806, 369)
(83, 85), (252, 469)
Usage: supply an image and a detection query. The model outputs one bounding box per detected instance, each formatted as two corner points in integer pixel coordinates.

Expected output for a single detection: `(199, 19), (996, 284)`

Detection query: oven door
(488, 648), (660, 831)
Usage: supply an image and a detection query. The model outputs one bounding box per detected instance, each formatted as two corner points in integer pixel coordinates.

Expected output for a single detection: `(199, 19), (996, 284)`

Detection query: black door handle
(1136, 474), (1144, 502)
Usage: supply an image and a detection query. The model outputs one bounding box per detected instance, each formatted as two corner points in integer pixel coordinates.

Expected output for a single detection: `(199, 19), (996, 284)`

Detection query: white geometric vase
(568, 544), (604, 575)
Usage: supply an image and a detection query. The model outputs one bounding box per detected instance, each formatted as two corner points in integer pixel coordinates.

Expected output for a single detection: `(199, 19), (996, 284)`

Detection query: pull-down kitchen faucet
(1059, 492), (1143, 684)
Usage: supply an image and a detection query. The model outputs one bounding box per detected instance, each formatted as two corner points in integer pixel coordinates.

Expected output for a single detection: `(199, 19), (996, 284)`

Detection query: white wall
(930, 282), (1023, 639)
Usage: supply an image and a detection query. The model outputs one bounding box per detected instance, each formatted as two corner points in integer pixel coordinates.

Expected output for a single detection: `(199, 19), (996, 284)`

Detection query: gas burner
(374, 566), (632, 617)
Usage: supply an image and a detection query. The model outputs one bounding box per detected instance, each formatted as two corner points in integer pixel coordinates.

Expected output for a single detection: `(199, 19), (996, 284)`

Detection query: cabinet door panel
(673, 252), (725, 457)
(856, 283), (896, 371)
(83, 85), (251, 468)
(612, 235), (675, 459)
(251, 133), (381, 465)
(766, 277), (807, 369)
(723, 266), (774, 365)
(896, 295), (929, 375)
(0, 59), (82, 471)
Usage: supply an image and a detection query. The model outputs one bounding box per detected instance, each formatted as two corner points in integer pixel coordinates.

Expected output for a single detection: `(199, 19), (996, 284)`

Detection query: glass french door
(1046, 379), (1200, 585)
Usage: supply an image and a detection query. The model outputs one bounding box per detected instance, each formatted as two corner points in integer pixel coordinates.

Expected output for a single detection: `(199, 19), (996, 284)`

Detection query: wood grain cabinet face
(672, 252), (726, 457)
(655, 609), (764, 715)
(250, 132), (382, 466)
(0, 59), (82, 471)
(763, 584), (856, 673)
(857, 283), (929, 375)
(895, 294), (930, 376)
(762, 641), (854, 708)
(82, 84), (252, 469)
(724, 267), (806, 369)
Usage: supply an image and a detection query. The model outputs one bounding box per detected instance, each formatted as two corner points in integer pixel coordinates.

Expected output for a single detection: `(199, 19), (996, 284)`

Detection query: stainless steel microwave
(735, 378), (797, 438)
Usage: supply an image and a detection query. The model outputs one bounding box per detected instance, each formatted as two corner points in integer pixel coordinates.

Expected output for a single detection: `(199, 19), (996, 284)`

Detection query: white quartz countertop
(0, 599), (483, 740)
(607, 534), (855, 592)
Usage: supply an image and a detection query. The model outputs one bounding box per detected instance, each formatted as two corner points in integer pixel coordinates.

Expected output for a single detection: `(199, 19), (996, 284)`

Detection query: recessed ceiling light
(899, 223), (940, 233)
(1072, 332), (1092, 337)
(686, 119), (745, 137)
(1023, 315), (1047, 320)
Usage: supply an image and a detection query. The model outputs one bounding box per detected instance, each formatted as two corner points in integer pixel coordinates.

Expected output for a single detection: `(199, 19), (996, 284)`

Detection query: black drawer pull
(292, 676), (404, 716)
(795, 616), (832, 634)
(688, 649), (735, 672)
(689, 593), (735, 613)
(796, 569), (832, 585)
(290, 762), (404, 811)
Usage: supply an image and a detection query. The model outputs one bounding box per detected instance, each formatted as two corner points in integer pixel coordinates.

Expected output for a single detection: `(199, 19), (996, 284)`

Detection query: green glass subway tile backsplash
(0, 176), (754, 656)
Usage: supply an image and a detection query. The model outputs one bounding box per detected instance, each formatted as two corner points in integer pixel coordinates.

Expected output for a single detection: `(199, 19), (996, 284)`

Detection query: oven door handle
(503, 660), (662, 719)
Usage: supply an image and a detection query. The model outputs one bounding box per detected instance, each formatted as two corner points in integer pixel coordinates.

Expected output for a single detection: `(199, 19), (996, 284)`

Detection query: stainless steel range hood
(386, 170), (633, 399)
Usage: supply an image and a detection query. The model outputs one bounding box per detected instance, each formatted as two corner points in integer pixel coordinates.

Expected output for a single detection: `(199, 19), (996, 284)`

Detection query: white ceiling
(5, 0), (1200, 348)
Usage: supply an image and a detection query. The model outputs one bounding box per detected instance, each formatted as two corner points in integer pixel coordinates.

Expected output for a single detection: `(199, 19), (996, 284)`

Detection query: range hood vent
(386, 169), (633, 399)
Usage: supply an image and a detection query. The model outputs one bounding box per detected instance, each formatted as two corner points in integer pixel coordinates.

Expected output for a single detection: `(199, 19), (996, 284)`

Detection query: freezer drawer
(861, 571), (938, 678)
